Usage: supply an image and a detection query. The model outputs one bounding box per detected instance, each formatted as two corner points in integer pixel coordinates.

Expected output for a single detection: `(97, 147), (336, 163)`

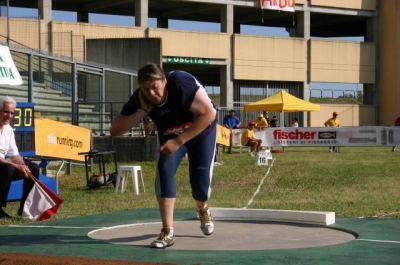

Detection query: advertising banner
(34, 118), (91, 161)
(216, 124), (231, 147)
(233, 126), (400, 147)
(0, 45), (23, 85)
(260, 0), (295, 12)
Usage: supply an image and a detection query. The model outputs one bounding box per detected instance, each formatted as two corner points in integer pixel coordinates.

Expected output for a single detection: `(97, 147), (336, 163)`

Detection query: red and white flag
(22, 175), (63, 221)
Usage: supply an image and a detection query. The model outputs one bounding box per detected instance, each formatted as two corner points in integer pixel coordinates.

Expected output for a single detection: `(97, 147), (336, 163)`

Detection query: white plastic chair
(114, 165), (145, 195)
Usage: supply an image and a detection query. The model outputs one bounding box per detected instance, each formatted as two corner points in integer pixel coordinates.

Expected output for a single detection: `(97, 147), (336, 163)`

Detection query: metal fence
(10, 50), (74, 97)
(4, 46), (139, 135)
(47, 31), (86, 61)
(310, 89), (361, 99)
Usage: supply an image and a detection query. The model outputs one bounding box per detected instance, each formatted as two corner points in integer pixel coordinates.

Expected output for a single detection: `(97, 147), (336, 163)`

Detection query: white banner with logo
(0, 45), (23, 85)
(260, 0), (295, 12)
(233, 126), (400, 147)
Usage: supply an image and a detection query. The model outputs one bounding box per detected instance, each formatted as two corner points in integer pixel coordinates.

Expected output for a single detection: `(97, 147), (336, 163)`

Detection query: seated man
(241, 122), (262, 156)
(0, 96), (38, 219)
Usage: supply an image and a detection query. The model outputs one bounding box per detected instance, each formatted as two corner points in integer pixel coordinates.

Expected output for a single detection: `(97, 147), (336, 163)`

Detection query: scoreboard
(10, 102), (35, 156)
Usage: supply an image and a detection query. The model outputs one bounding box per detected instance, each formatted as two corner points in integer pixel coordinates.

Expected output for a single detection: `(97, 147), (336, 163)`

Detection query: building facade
(1, 0), (399, 126)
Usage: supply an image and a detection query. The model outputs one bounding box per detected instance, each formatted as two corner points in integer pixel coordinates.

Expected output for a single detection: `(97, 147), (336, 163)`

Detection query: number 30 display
(10, 102), (35, 156)
(11, 106), (34, 128)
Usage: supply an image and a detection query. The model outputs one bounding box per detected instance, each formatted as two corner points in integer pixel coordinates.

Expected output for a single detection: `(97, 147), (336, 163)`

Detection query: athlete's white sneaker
(150, 228), (175, 248)
(198, 207), (214, 235)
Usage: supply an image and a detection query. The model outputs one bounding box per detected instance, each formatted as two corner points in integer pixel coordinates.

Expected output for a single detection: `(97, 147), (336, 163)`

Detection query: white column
(220, 4), (234, 109)
(38, 0), (52, 52)
(135, 0), (148, 37)
(296, 6), (311, 126)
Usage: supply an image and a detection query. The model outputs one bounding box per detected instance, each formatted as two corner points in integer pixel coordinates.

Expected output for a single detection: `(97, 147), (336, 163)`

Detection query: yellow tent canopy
(243, 90), (320, 112)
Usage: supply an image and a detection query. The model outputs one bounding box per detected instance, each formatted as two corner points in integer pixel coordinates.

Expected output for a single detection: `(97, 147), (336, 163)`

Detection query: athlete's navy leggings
(155, 126), (216, 202)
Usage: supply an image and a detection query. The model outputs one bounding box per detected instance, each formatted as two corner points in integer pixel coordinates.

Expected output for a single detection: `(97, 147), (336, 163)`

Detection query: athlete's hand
(159, 139), (181, 156)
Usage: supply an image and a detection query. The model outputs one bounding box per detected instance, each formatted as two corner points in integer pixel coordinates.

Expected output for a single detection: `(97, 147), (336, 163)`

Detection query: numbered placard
(256, 150), (272, 166)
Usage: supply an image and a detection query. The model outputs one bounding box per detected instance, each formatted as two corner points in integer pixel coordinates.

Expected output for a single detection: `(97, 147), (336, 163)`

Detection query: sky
(5, 7), (364, 97)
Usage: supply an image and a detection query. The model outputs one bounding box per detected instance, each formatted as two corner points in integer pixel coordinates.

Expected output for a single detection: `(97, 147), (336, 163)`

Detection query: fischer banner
(260, 0), (295, 12)
(233, 126), (400, 147)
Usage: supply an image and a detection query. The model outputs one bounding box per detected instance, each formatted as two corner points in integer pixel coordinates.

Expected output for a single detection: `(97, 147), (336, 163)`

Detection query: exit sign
(166, 57), (210, 65)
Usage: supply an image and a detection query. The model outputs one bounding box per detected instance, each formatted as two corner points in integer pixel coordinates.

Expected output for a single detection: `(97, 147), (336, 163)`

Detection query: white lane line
(243, 158), (276, 209)
(10, 225), (106, 229)
(10, 222), (163, 229)
(356, 239), (400, 244)
(382, 212), (400, 217)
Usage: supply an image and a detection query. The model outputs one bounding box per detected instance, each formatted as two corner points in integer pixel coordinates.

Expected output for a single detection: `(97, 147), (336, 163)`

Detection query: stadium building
(1, 0), (399, 127)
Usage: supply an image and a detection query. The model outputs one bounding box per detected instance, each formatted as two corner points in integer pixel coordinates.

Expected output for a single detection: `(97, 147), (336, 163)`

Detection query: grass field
(1, 146), (399, 225)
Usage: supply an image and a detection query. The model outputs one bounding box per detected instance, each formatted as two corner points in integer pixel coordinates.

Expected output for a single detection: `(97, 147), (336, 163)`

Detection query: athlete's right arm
(110, 109), (148, 136)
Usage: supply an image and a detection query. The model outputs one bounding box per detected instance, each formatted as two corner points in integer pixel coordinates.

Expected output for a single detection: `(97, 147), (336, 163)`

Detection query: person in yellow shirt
(241, 122), (262, 156)
(324, 111), (340, 127)
(254, 114), (268, 131)
(324, 111), (340, 152)
(146, 118), (157, 136)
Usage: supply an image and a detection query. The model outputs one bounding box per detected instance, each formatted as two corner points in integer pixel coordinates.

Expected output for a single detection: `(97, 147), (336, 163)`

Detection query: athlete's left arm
(175, 88), (215, 146)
